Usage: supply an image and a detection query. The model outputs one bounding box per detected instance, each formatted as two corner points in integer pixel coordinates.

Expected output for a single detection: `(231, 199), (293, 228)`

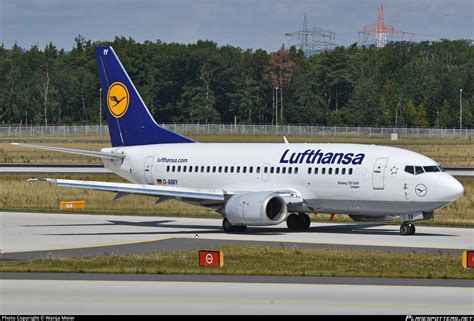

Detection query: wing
(29, 178), (225, 202)
(28, 178), (304, 206)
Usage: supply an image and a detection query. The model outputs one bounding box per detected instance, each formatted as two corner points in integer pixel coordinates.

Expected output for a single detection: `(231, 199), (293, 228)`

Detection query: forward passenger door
(372, 158), (388, 190)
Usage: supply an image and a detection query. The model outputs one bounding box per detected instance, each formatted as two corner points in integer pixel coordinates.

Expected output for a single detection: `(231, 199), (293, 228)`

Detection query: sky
(0, 0), (472, 52)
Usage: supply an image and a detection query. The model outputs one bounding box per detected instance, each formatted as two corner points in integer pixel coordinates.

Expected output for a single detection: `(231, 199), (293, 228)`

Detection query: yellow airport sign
(60, 200), (86, 210)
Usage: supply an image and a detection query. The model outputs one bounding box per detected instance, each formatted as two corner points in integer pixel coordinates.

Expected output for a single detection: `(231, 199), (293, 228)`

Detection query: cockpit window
(406, 165), (441, 175)
(423, 166), (439, 173)
(404, 166), (414, 174)
(438, 165), (446, 172)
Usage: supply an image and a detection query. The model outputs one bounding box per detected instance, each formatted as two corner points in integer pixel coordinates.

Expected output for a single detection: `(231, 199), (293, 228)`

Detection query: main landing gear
(222, 218), (247, 233)
(400, 223), (416, 236)
(287, 213), (311, 230)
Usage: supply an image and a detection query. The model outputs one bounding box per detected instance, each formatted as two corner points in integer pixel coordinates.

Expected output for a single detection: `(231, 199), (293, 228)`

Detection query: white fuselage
(101, 143), (464, 217)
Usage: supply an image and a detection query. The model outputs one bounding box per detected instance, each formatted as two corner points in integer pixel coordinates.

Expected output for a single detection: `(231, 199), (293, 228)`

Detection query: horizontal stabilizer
(11, 143), (125, 159)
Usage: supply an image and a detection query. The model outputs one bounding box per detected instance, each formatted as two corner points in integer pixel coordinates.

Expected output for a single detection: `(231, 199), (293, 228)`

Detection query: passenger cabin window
(166, 165), (170, 172)
(335, 168), (339, 175)
(218, 166), (222, 173)
(341, 168), (346, 175)
(348, 168), (353, 175)
(212, 166), (216, 173)
(183, 166), (187, 173)
(288, 167), (292, 174)
(243, 167), (247, 173)
(282, 167), (286, 174)
(314, 167), (318, 175)
(257, 167), (261, 174)
(328, 168), (333, 175)
(276, 167), (280, 174)
(294, 167), (299, 174)
(308, 168), (312, 174)
(322, 168), (326, 175)
(237, 166), (240, 173)
(225, 166), (228, 173)
(264, 167), (268, 174)
(270, 167), (274, 174)
(177, 166), (181, 172)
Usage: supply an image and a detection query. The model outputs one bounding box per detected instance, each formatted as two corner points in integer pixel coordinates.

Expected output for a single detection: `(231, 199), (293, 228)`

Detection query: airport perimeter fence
(0, 124), (473, 139)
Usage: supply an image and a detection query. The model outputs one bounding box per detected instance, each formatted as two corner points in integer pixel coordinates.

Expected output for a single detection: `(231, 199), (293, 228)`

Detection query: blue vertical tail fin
(96, 46), (194, 147)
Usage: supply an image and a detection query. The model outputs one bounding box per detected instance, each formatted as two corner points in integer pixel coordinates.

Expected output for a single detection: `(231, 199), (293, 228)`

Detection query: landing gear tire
(222, 218), (247, 233)
(400, 224), (409, 236)
(408, 223), (416, 235)
(298, 213), (311, 230)
(400, 223), (416, 236)
(235, 225), (247, 233)
(287, 213), (311, 230)
(287, 214), (300, 230)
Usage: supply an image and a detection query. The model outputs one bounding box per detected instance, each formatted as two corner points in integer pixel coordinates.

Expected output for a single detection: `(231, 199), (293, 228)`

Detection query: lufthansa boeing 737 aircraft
(15, 46), (464, 235)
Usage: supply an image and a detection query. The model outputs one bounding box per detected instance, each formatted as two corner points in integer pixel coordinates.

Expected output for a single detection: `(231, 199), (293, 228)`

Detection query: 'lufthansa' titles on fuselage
(279, 149), (365, 165)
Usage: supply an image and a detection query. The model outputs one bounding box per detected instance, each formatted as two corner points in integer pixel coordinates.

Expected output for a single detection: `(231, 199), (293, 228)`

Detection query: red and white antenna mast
(359, 4), (406, 48)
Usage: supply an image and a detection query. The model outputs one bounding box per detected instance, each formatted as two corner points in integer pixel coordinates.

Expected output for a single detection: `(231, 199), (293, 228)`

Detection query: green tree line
(0, 35), (472, 128)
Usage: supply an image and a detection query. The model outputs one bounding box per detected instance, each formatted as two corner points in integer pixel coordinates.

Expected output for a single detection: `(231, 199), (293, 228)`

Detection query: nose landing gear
(400, 223), (416, 236)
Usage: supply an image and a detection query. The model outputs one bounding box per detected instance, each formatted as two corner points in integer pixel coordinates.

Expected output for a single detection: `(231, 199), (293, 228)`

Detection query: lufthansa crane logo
(415, 183), (427, 197)
(107, 82), (129, 118)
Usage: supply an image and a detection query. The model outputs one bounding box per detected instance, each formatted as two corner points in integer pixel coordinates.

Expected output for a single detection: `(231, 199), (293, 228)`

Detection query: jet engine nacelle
(224, 192), (287, 226)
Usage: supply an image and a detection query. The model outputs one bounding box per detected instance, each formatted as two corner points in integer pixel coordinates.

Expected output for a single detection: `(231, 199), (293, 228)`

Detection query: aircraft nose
(438, 176), (464, 202)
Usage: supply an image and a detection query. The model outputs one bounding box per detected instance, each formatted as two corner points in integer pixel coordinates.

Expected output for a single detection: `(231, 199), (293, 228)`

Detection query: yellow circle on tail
(107, 82), (130, 118)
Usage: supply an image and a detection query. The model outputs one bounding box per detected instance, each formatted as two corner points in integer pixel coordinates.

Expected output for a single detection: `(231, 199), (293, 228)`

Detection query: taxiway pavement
(1, 212), (472, 257)
(1, 277), (472, 314)
(1, 212), (473, 315)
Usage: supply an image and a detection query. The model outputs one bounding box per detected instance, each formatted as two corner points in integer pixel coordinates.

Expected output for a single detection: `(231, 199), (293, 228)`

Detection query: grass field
(1, 134), (474, 166)
(0, 174), (216, 217)
(0, 245), (472, 279)
(0, 174), (472, 225)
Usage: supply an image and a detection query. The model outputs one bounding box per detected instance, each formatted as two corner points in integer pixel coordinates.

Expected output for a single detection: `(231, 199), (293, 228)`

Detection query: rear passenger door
(144, 156), (154, 184)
